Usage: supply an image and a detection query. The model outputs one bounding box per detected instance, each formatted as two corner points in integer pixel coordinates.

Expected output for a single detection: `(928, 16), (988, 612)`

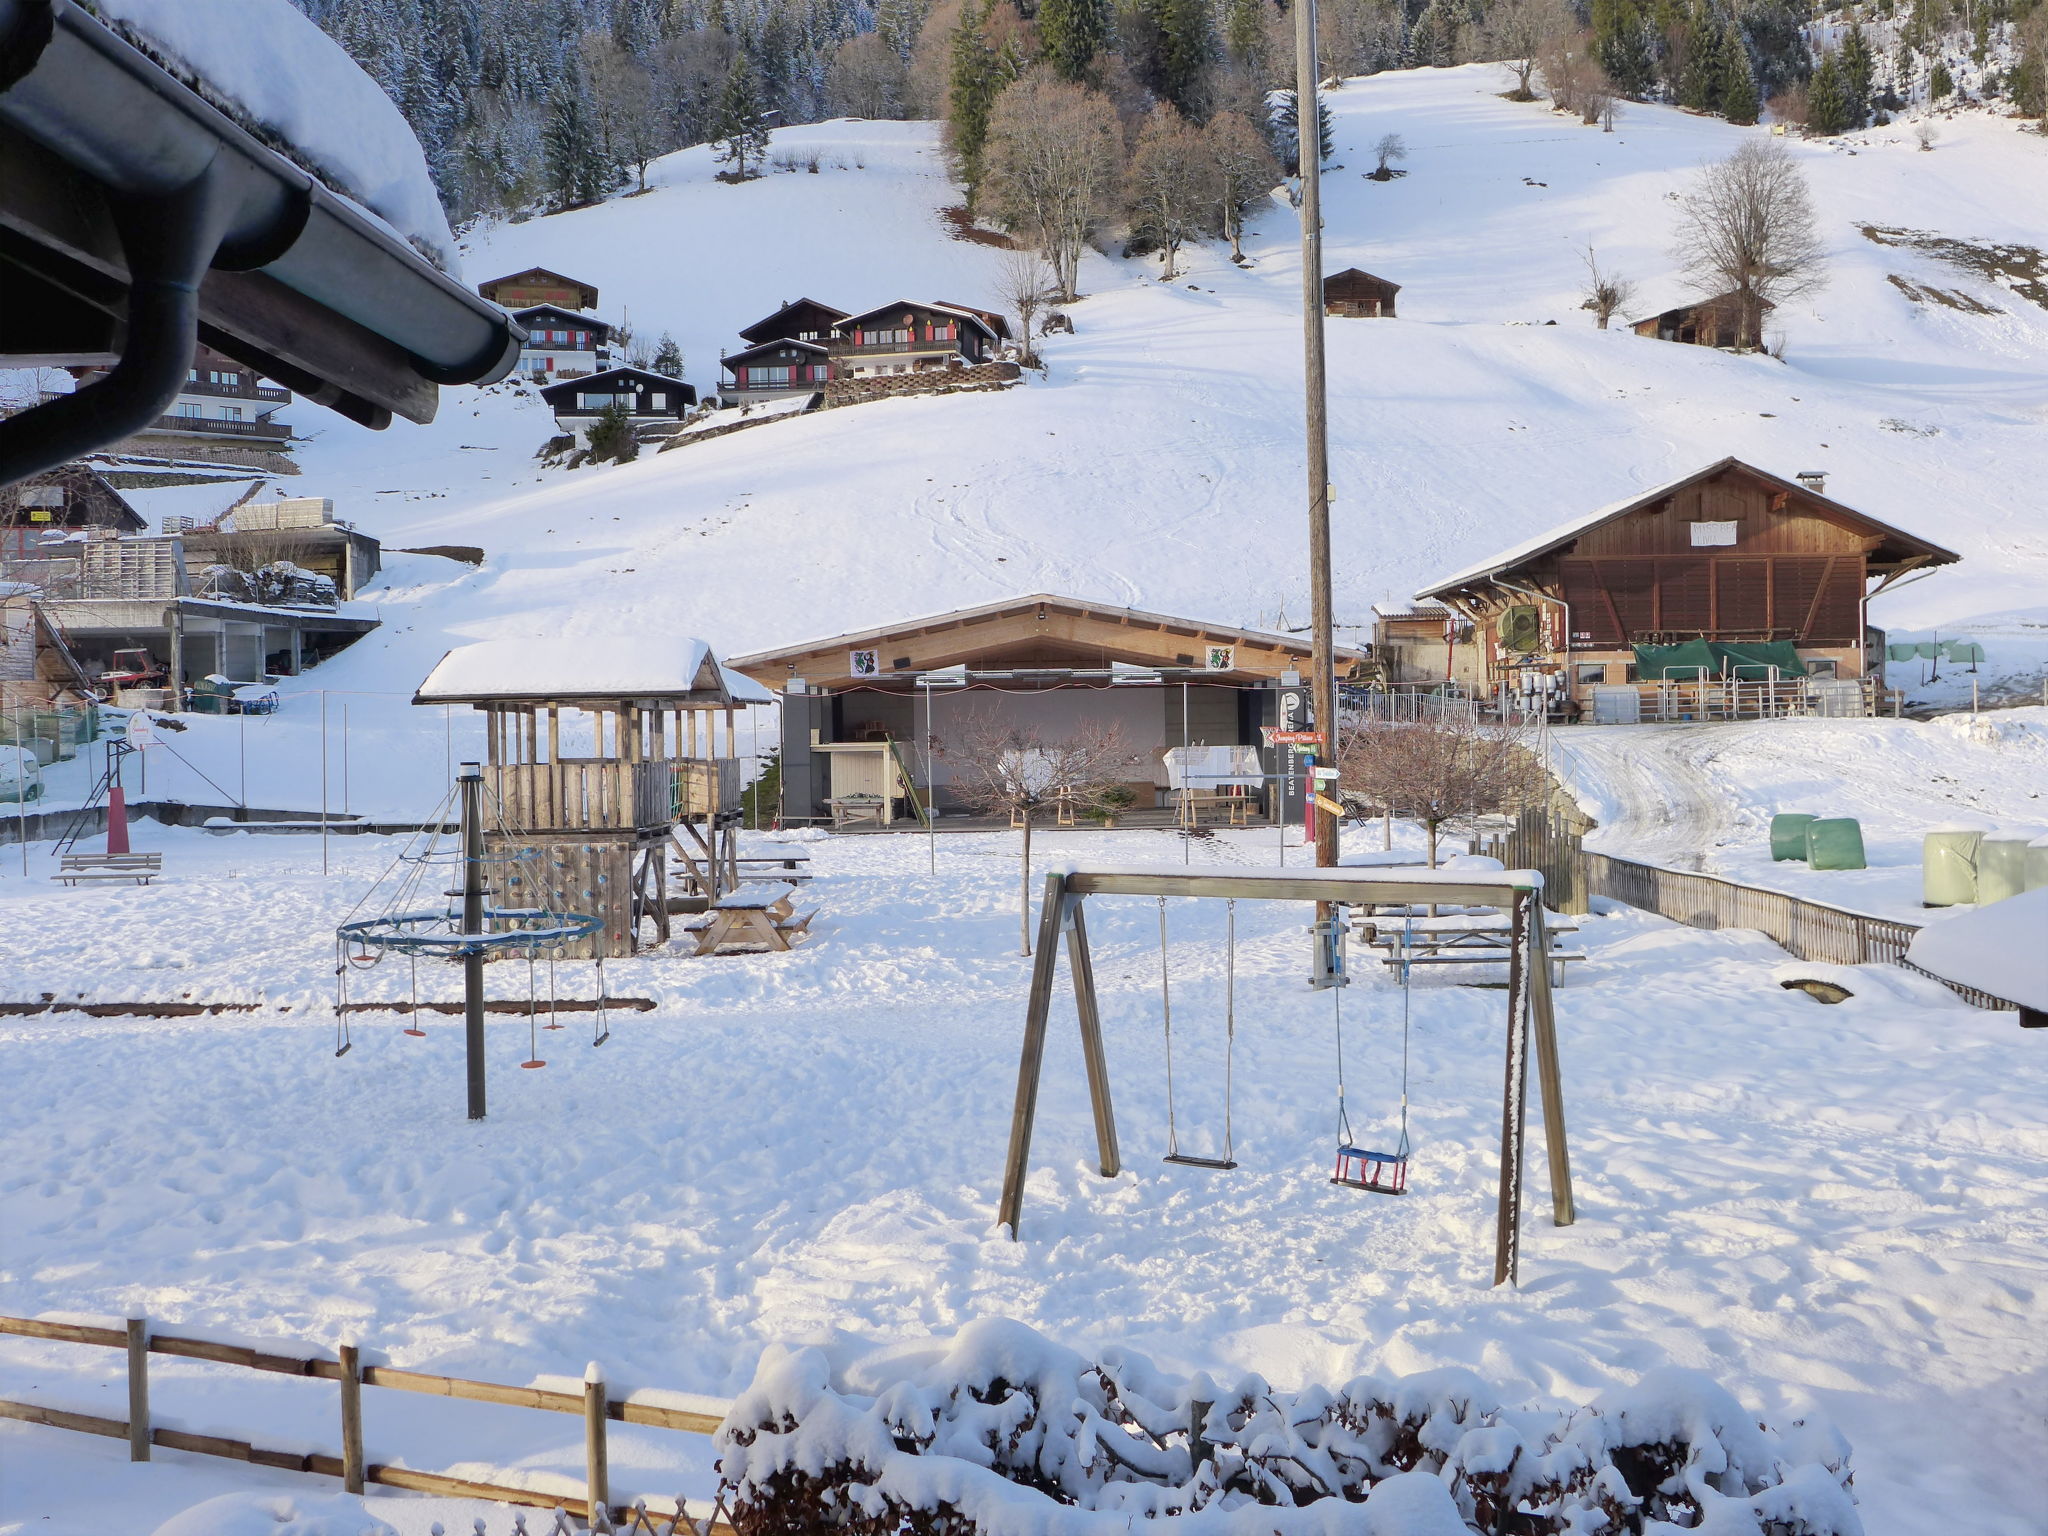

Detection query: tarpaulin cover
(1922, 828), (1983, 907)
(1632, 640), (1808, 680)
(1806, 818), (1867, 871)
(1771, 813), (1817, 862)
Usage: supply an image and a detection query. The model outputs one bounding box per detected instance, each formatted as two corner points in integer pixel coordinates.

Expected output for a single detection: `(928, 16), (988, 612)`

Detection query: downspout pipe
(0, 156), (240, 484)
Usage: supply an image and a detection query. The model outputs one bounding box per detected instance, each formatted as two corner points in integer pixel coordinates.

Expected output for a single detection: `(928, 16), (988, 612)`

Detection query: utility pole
(458, 762), (487, 1121)
(1295, 0), (1338, 869)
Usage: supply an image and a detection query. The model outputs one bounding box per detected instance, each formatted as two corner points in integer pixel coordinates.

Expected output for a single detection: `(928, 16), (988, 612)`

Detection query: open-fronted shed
(1323, 269), (1401, 317)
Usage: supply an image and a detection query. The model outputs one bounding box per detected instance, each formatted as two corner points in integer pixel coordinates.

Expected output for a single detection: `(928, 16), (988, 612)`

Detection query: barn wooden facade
(1323, 269), (1400, 318)
(1631, 290), (1771, 349)
(1413, 460), (1960, 713)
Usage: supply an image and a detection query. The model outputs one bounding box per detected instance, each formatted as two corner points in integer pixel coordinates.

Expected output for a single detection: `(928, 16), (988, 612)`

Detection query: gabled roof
(932, 300), (1011, 340)
(737, 298), (850, 344)
(538, 366), (695, 408)
(834, 300), (1000, 341)
(727, 593), (1366, 674)
(414, 637), (772, 707)
(1627, 288), (1773, 325)
(479, 267), (599, 308)
(511, 304), (611, 335)
(1414, 458), (1962, 601)
(722, 338), (830, 370)
(1325, 268), (1401, 292)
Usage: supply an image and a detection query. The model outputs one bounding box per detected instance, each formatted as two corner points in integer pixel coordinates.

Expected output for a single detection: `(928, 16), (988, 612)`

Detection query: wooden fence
(0, 1313), (731, 1531)
(1581, 850), (2015, 1012)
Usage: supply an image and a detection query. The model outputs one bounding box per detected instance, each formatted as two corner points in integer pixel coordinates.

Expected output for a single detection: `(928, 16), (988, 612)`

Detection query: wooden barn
(1631, 289), (1772, 349)
(728, 595), (1367, 828)
(413, 638), (773, 956)
(479, 266), (599, 312)
(1412, 459), (1960, 720)
(1323, 269), (1400, 318)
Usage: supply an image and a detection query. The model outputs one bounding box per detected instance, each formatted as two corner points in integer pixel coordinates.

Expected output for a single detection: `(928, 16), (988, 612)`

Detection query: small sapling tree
(941, 711), (1133, 954)
(1338, 712), (1547, 866)
(1368, 132), (1408, 180)
(1580, 244), (1637, 328)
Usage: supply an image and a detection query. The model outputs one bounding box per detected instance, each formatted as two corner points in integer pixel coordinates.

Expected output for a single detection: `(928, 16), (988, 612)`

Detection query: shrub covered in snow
(714, 1319), (1862, 1536)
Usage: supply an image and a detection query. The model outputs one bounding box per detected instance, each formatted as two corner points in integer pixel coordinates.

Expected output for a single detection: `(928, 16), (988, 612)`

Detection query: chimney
(1795, 470), (1827, 494)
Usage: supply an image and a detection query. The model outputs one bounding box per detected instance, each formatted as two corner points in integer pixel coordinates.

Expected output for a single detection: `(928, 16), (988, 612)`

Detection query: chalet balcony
(147, 414), (292, 440)
(485, 757), (741, 832)
(833, 340), (974, 359)
(182, 376), (291, 404)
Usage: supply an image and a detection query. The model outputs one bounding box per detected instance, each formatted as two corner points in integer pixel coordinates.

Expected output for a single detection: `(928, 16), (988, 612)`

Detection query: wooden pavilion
(413, 638), (773, 955)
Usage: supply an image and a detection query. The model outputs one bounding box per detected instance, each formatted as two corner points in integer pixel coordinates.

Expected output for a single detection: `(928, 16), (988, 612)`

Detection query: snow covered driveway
(1, 823), (2045, 1533)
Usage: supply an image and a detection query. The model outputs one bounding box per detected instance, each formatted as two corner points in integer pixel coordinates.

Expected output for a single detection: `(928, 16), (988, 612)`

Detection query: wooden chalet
(721, 338), (833, 401)
(1412, 459), (1960, 718)
(479, 267), (599, 311)
(1324, 269), (1400, 318)
(413, 638), (774, 955)
(831, 301), (1004, 378)
(511, 304), (613, 379)
(540, 366), (696, 440)
(1631, 290), (1772, 349)
(728, 595), (1367, 827)
(737, 298), (849, 347)
(2, 464), (145, 564)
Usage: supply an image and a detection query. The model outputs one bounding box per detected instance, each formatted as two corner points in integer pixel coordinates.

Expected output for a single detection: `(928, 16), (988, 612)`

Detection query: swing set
(1000, 861), (1575, 1287)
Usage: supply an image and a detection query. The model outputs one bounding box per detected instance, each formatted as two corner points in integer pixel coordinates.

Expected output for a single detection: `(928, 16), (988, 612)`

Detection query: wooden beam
(998, 875), (1074, 1236)
(1495, 890), (1536, 1287)
(1065, 900), (1120, 1178)
(1526, 908), (1576, 1228)
(1062, 871), (1536, 907)
(126, 1317), (150, 1462)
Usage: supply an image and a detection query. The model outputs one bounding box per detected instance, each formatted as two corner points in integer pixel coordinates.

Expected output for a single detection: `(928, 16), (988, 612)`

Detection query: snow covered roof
(727, 593), (1366, 672)
(512, 305), (611, 332)
(1414, 458), (1961, 601)
(1907, 889), (2048, 1012)
(414, 638), (769, 707)
(117, 480), (264, 532)
(723, 338), (831, 367)
(93, 0), (459, 272)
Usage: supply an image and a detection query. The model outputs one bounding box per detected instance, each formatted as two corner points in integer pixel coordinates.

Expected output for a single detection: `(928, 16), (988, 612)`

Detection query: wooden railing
(487, 758), (739, 833)
(0, 1311), (731, 1529)
(1582, 850), (2015, 1011)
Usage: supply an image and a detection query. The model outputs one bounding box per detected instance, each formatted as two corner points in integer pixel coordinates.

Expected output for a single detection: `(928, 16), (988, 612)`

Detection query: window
(648, 392), (667, 409)
(930, 322), (956, 340)
(752, 366), (792, 387)
(222, 405), (243, 421)
(1690, 520), (1738, 546)
(1575, 664), (1608, 686)
(1806, 657), (1838, 677)
(858, 327), (910, 347)
(173, 402), (203, 418)
(208, 370), (241, 386)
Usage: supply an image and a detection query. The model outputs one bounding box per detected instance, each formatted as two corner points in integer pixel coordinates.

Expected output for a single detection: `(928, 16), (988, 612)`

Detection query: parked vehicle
(0, 744), (43, 803)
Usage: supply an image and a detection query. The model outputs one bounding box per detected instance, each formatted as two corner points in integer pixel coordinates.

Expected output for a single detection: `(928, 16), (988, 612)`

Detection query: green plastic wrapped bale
(2027, 836), (2048, 893)
(1922, 827), (1983, 907)
(1806, 818), (1866, 871)
(1771, 813), (1818, 862)
(1977, 837), (2034, 905)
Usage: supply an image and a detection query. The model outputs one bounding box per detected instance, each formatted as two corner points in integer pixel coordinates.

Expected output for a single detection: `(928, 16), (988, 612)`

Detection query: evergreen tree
(712, 53), (774, 179)
(1040, 0), (1112, 82)
(1153, 0), (1215, 112)
(652, 332), (686, 377)
(1410, 2), (1459, 69)
(1806, 49), (1851, 133)
(1267, 89), (1334, 176)
(1929, 59), (1954, 98)
(543, 69), (610, 207)
(1679, 3), (1725, 113)
(1720, 39), (1759, 123)
(1738, 0), (1810, 99)
(1221, 0), (1266, 71)
(1839, 23), (1874, 127)
(947, 1), (1018, 193)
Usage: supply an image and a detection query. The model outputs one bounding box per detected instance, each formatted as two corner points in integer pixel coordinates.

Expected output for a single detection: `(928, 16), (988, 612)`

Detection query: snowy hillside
(274, 66), (2048, 700)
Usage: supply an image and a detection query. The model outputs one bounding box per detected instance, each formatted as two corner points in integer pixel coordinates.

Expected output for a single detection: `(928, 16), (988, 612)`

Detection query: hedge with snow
(715, 1320), (1860, 1536)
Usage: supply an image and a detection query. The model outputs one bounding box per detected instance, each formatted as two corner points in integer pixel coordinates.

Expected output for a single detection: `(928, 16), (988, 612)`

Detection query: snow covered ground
(1553, 707), (2048, 918)
(3, 822), (2046, 1533)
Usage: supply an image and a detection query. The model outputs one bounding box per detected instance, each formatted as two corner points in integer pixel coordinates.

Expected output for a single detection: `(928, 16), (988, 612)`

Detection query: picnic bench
(55, 851), (163, 886)
(1354, 910), (1584, 986)
(827, 793), (887, 830)
(734, 853), (814, 884)
(680, 880), (818, 956)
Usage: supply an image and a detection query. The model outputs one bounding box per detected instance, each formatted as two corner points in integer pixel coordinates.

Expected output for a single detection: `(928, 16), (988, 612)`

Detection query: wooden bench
(735, 854), (812, 871)
(55, 852), (163, 886)
(684, 882), (815, 956)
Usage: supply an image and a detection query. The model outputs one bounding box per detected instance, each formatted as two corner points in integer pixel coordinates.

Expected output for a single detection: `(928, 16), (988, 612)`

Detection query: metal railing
(182, 376), (292, 404)
(148, 414), (291, 440)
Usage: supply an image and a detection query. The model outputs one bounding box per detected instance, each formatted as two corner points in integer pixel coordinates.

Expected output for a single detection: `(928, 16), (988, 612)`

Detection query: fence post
(338, 1342), (365, 1494)
(125, 1312), (149, 1461)
(584, 1362), (610, 1530)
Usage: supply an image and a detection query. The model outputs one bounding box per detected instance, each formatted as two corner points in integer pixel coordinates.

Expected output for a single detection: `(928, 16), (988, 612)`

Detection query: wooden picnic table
(733, 853), (814, 883)
(681, 881), (818, 956)
(1355, 911), (1584, 986)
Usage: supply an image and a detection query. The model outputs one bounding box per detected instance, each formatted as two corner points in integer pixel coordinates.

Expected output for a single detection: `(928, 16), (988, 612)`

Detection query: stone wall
(822, 361), (1020, 409)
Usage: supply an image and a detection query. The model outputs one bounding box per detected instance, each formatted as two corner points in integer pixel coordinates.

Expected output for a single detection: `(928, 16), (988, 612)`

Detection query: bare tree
(1369, 131), (1409, 180)
(582, 36), (666, 193)
(1338, 714), (1547, 866)
(1127, 105), (1210, 280)
(1537, 27), (1596, 116)
(941, 711), (1135, 954)
(1913, 121), (1938, 151)
(982, 72), (1125, 302)
(1202, 110), (1280, 263)
(995, 248), (1057, 366)
(1579, 243), (1636, 328)
(827, 31), (911, 119)
(1673, 138), (1828, 352)
(1483, 0), (1572, 101)
(1579, 69), (1615, 126)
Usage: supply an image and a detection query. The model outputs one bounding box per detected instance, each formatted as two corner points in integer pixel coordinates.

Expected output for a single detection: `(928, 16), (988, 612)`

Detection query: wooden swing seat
(1163, 1153), (1239, 1171)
